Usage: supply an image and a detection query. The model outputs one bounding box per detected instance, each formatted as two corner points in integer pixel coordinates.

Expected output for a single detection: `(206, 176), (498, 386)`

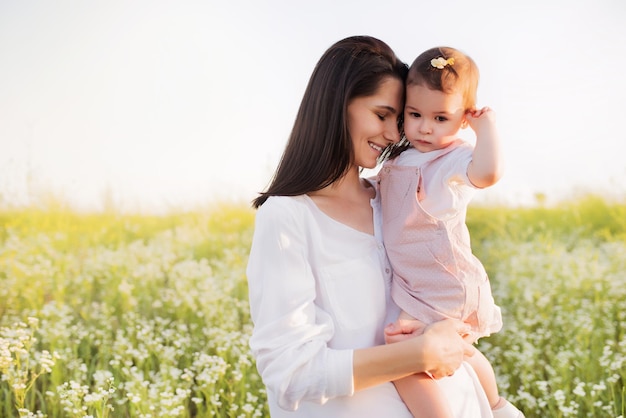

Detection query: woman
(247, 36), (493, 417)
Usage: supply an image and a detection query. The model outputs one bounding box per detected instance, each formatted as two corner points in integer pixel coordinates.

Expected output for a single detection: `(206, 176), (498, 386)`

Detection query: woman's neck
(307, 167), (376, 235)
(312, 166), (371, 199)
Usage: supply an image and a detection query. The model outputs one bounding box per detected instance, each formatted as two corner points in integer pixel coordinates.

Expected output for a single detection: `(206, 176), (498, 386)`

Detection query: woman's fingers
(422, 319), (475, 378)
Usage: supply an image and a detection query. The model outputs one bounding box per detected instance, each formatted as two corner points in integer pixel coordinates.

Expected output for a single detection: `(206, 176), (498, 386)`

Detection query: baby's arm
(465, 106), (503, 188)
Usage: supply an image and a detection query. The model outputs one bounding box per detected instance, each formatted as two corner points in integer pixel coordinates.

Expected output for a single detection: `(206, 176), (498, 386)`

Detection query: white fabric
(246, 189), (493, 417)
(395, 140), (477, 219)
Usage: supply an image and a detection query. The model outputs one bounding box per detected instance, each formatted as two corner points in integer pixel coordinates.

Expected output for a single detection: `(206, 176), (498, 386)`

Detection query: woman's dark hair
(252, 36), (408, 208)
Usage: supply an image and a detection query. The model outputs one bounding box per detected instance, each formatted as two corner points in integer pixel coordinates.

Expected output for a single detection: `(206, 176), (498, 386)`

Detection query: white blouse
(246, 191), (493, 417)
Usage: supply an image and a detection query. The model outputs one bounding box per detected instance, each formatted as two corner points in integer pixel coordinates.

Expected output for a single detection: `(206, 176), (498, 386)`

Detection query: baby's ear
(461, 109), (472, 128)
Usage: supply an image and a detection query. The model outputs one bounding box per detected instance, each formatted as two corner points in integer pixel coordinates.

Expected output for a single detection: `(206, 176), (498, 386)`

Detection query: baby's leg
(394, 373), (453, 418)
(467, 350), (526, 416)
(386, 311), (453, 418)
(465, 349), (499, 408)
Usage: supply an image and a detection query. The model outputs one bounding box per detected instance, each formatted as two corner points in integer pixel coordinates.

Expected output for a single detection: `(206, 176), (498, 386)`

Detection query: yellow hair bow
(430, 57), (455, 69)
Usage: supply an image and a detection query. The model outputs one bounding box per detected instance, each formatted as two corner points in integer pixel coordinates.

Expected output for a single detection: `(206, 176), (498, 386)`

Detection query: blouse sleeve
(444, 142), (478, 207)
(246, 197), (354, 411)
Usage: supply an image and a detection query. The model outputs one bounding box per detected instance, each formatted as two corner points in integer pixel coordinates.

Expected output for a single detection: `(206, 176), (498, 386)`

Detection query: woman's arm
(247, 198), (353, 410)
(353, 319), (476, 391)
(247, 197), (476, 409)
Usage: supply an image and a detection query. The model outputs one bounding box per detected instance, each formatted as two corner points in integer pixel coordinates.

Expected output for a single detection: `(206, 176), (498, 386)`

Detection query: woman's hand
(419, 319), (476, 379)
(353, 319), (476, 390)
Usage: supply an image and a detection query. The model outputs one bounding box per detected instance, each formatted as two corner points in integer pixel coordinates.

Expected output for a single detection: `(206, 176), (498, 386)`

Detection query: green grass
(1, 195), (625, 417)
(467, 195), (626, 418)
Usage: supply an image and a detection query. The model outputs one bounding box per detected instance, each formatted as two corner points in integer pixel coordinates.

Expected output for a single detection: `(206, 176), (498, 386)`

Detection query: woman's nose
(384, 124), (401, 143)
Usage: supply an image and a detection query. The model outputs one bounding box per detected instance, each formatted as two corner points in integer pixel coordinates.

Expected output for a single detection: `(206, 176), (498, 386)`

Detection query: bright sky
(1, 0), (625, 212)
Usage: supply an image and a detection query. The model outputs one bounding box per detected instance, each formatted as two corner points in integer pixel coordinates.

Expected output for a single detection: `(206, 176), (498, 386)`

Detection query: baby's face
(403, 84), (465, 153)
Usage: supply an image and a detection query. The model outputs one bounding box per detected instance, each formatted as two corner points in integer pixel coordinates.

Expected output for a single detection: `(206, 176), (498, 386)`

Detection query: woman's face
(347, 76), (404, 169)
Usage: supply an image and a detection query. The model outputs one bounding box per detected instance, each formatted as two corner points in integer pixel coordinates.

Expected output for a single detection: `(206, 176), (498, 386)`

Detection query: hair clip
(430, 57), (455, 69)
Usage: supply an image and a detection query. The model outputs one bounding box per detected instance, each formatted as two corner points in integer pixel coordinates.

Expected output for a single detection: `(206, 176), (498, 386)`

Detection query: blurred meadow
(1, 194), (625, 417)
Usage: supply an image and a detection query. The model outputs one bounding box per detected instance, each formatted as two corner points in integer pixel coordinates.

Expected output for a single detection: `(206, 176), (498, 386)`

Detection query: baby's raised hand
(465, 106), (496, 135)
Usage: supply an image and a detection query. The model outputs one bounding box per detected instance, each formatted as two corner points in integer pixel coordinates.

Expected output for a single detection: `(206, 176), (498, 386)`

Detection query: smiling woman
(250, 36), (407, 209)
(246, 35), (493, 417)
(346, 77), (404, 169)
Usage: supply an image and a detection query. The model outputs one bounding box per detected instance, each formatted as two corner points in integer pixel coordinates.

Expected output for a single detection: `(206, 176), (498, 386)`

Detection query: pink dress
(378, 141), (502, 338)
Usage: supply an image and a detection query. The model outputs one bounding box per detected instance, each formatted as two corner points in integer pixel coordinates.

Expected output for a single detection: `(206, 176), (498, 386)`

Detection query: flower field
(1, 196), (625, 417)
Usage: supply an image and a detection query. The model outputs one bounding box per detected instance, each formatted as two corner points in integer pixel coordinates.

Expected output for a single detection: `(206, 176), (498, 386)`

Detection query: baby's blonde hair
(407, 46), (479, 110)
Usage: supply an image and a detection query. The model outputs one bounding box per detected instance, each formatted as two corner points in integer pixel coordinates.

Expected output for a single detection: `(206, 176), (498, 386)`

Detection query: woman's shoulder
(256, 195), (313, 224)
(259, 194), (308, 211)
(249, 196), (315, 244)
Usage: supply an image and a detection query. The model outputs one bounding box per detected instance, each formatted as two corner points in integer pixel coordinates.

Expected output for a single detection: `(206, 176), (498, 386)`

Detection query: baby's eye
(435, 116), (448, 122)
(408, 112), (421, 118)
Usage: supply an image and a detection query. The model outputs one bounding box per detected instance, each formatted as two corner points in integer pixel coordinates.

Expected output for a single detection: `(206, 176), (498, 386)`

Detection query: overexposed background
(1, 0), (625, 212)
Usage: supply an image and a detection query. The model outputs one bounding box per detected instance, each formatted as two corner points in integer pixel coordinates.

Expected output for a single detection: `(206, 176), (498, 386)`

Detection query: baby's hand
(465, 106), (496, 135)
(384, 319), (427, 344)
